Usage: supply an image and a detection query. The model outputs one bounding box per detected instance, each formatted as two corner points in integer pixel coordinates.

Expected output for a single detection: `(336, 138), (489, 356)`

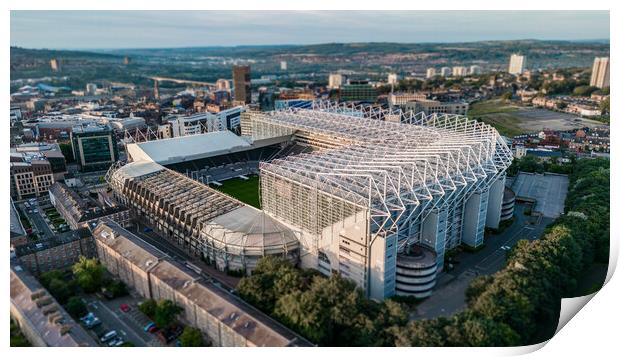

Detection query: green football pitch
(211, 175), (261, 208)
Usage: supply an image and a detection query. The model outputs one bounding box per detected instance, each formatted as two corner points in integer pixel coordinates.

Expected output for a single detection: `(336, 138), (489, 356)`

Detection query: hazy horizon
(11, 10), (610, 50)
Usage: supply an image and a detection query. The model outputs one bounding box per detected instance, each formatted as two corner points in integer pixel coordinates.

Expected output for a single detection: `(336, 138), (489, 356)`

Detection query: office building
(328, 73), (346, 89)
(340, 81), (377, 102)
(388, 92), (428, 106)
(590, 57), (610, 88)
(165, 107), (245, 136)
(469, 65), (482, 75)
(508, 54), (527, 75)
(387, 73), (398, 85)
(49, 58), (60, 72)
(440, 67), (451, 77)
(259, 87), (276, 111)
(10, 155), (54, 200)
(215, 79), (231, 91)
(70, 123), (118, 172)
(238, 101), (512, 300)
(153, 79), (160, 99)
(232, 65), (251, 104)
(85, 83), (97, 96)
(404, 99), (469, 116)
(452, 66), (468, 77)
(426, 68), (437, 79)
(280, 61), (287, 71)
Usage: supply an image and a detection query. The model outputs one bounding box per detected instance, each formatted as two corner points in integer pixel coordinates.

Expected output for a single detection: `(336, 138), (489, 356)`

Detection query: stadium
(107, 101), (512, 300)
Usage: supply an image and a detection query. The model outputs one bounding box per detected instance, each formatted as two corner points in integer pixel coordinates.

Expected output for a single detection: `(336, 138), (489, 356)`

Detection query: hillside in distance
(10, 39), (610, 86)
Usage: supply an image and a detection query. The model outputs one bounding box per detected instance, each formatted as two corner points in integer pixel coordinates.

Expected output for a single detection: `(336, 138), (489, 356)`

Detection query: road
(129, 222), (241, 290)
(411, 204), (553, 320)
(17, 201), (55, 239)
(83, 295), (161, 347)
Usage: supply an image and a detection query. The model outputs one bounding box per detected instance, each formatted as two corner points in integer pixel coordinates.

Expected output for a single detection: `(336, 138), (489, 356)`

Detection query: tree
(237, 256), (304, 313)
(10, 320), (31, 347)
(572, 85), (598, 97)
(139, 299), (157, 318)
(179, 327), (205, 347)
(273, 273), (374, 346)
(65, 297), (88, 318)
(40, 270), (76, 304)
(465, 275), (494, 305)
(72, 256), (105, 293)
(154, 300), (183, 329)
(599, 97), (610, 115)
(105, 280), (128, 298)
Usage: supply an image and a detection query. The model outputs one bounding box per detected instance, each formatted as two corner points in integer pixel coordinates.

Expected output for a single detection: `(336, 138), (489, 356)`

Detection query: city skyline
(11, 10), (610, 49)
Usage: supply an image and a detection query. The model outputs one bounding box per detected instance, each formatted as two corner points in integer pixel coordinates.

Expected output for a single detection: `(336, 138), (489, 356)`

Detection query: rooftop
(92, 220), (167, 271)
(10, 199), (26, 239)
(204, 205), (300, 254)
(14, 227), (92, 257)
(10, 260), (97, 346)
(93, 220), (311, 347)
(126, 130), (252, 165)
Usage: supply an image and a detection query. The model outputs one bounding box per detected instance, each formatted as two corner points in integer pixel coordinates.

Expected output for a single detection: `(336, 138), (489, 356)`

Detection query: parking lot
(16, 198), (56, 239)
(511, 172), (569, 218)
(80, 293), (164, 347)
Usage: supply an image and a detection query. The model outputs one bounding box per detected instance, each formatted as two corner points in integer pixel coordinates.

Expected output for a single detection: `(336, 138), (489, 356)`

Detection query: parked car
(85, 317), (101, 329)
(119, 304), (131, 312)
(143, 227), (153, 233)
(148, 325), (159, 334)
(100, 330), (118, 343)
(108, 337), (124, 347)
(143, 322), (156, 332)
(80, 312), (95, 322)
(156, 325), (183, 343)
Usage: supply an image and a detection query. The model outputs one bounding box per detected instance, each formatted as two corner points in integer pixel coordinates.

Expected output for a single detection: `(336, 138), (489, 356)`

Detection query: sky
(10, 10), (610, 49)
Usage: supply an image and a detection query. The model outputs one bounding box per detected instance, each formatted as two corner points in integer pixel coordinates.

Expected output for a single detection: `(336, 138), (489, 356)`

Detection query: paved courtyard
(510, 172), (569, 218)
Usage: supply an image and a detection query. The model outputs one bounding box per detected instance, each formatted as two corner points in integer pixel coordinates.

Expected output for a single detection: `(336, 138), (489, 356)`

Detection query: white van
(100, 330), (117, 343)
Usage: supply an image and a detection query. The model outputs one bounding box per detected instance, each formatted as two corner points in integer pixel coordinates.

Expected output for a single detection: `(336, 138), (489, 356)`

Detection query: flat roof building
(10, 261), (97, 347)
(70, 122), (118, 172)
(93, 220), (311, 346)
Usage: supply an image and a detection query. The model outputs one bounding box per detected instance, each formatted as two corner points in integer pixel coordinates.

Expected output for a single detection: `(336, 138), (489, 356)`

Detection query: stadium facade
(108, 101), (512, 300)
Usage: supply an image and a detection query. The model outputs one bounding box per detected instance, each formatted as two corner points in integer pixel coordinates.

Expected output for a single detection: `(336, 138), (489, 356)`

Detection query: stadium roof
(203, 205), (299, 255)
(126, 131), (252, 165)
(253, 101), (513, 236)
